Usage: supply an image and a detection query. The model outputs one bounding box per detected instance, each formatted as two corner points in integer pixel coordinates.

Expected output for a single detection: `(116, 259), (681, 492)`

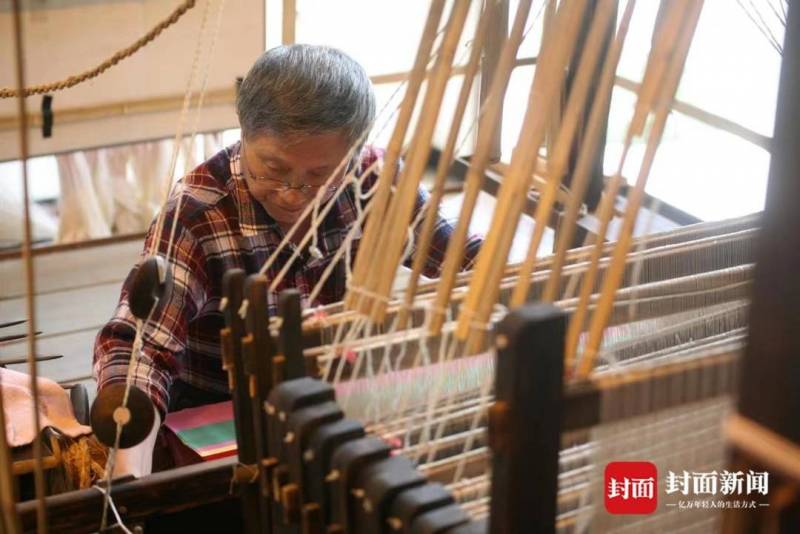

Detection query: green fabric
(176, 420), (236, 450)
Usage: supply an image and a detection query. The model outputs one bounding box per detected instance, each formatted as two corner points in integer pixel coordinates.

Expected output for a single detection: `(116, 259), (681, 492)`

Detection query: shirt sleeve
(93, 204), (208, 419)
(357, 146), (483, 278)
(405, 185), (483, 278)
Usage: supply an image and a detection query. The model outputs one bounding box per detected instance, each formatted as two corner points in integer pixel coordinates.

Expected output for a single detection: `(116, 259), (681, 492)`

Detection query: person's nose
(282, 187), (308, 206)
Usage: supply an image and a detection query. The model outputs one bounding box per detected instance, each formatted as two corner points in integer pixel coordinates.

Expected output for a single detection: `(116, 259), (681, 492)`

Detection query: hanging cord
(184, 0), (229, 169)
(149, 0), (215, 255)
(98, 1), (223, 529)
(93, 484), (134, 534)
(165, 0), (227, 263)
(0, 0), (198, 98)
(11, 0), (46, 531)
(98, 307), (157, 531)
(264, 156), (381, 292)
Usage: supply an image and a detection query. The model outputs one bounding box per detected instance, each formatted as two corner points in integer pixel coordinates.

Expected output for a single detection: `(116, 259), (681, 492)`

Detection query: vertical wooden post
(725, 1), (800, 531)
(278, 289), (305, 380)
(564, 0), (615, 221)
(222, 270), (265, 534)
(488, 304), (565, 534)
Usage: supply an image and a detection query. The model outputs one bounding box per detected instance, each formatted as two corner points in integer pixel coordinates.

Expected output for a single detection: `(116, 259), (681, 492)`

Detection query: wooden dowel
(361, 0), (472, 321)
(397, 0), (495, 330)
(725, 414), (800, 483)
(428, 0), (535, 335)
(457, 0), (589, 349)
(628, 0), (691, 137)
(346, 0), (446, 312)
(509, 0), (618, 309)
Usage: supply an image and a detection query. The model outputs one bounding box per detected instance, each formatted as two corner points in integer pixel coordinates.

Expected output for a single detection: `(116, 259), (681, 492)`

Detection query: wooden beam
(15, 458), (239, 533)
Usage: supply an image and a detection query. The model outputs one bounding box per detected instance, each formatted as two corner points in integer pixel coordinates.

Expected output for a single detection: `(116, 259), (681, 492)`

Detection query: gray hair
(237, 44), (375, 145)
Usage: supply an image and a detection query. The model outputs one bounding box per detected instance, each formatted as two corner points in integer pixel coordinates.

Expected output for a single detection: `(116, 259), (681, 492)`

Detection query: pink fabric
(1, 368), (91, 447)
(164, 400), (233, 432)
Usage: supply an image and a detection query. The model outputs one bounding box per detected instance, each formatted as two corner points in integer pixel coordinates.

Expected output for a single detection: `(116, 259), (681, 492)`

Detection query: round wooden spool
(90, 383), (155, 449)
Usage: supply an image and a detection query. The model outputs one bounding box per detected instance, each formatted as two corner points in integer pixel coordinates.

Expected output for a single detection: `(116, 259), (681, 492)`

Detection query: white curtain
(55, 133), (225, 244)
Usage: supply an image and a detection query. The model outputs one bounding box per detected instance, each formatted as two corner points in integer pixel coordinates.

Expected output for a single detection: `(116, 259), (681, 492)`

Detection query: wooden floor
(0, 238), (141, 401)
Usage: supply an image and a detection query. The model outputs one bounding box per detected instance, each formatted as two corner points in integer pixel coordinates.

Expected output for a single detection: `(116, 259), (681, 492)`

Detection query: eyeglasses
(241, 143), (352, 199)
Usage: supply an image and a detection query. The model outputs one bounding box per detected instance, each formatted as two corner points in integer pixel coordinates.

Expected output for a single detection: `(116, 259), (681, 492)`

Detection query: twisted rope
(0, 0), (197, 99)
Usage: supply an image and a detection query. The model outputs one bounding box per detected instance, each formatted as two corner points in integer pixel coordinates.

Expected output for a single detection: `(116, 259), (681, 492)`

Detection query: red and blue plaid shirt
(94, 142), (482, 417)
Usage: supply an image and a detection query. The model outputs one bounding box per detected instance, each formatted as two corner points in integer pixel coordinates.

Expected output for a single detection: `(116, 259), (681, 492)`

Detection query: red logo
(605, 461), (658, 514)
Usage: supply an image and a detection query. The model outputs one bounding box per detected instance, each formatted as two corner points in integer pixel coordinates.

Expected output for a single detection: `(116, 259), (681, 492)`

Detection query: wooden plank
(1, 329), (97, 383)
(15, 457), (239, 533)
(0, 282), (121, 338)
(489, 304), (565, 534)
(0, 240), (138, 299)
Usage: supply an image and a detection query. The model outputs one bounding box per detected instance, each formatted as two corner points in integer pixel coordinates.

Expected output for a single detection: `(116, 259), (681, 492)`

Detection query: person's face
(241, 131), (353, 228)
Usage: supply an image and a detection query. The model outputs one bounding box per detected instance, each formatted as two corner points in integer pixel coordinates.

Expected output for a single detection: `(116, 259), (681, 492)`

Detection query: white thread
(93, 486), (133, 534)
(258, 134), (372, 279)
(265, 159), (380, 292)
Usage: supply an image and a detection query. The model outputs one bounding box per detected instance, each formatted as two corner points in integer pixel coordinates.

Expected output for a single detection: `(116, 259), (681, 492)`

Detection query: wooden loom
(3, 0), (799, 532)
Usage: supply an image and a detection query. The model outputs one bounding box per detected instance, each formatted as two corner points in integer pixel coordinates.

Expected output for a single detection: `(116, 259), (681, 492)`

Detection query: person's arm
(93, 206), (207, 477)
(404, 186), (483, 278)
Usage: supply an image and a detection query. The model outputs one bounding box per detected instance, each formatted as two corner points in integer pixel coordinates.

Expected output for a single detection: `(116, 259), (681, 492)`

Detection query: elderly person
(94, 45), (481, 476)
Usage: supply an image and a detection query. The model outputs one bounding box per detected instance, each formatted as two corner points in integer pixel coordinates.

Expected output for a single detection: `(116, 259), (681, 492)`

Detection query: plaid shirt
(94, 142), (482, 417)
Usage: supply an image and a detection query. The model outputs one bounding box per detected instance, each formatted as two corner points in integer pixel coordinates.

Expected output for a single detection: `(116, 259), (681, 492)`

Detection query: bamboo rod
(577, 0), (705, 377)
(509, 0), (619, 308)
(346, 0), (446, 312)
(456, 0), (589, 349)
(11, 0), (47, 532)
(628, 0), (690, 137)
(487, 160), (574, 205)
(282, 0), (296, 45)
(428, 0), (535, 335)
(543, 0), (561, 161)
(540, 2), (640, 306)
(397, 0), (494, 330)
(360, 0), (472, 321)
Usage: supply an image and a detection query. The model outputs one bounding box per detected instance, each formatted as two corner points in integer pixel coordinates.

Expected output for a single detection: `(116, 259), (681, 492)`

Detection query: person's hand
(110, 409), (161, 478)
